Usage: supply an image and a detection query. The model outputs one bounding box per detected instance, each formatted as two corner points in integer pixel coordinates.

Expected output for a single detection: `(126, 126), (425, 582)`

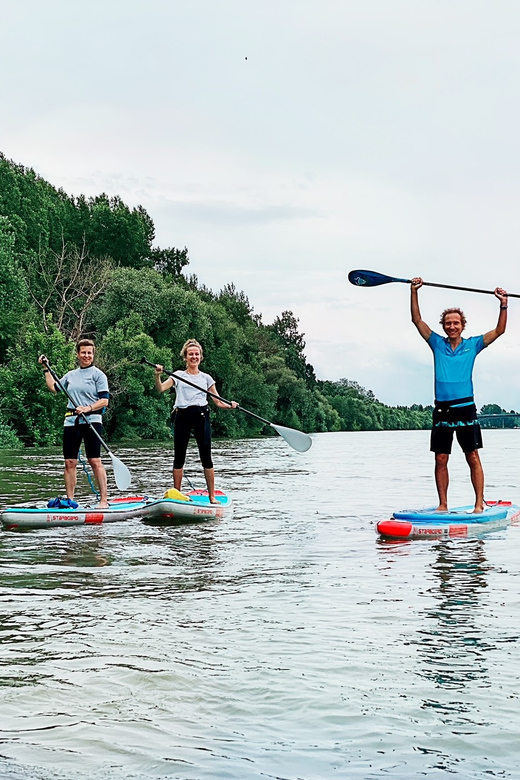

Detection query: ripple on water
(1, 432), (520, 778)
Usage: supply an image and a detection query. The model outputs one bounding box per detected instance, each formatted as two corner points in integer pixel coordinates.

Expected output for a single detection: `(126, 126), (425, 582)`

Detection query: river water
(1, 430), (520, 780)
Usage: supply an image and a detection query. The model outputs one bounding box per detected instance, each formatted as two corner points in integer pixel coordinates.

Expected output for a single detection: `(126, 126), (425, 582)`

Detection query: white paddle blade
(110, 454), (132, 491)
(271, 424), (312, 452)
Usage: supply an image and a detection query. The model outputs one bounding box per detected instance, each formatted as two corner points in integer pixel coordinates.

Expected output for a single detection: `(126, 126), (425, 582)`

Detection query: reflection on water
(1, 431), (520, 779)
(416, 540), (491, 692)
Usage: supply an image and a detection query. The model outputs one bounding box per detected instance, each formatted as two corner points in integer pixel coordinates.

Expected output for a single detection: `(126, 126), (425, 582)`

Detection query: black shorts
(430, 401), (482, 455)
(63, 423), (103, 460)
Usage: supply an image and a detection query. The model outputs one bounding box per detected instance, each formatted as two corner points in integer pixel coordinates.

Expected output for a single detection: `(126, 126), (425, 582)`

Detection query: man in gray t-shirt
(39, 340), (110, 507)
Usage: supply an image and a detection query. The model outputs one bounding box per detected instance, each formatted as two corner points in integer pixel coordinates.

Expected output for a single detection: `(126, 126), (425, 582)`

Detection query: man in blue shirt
(411, 278), (508, 513)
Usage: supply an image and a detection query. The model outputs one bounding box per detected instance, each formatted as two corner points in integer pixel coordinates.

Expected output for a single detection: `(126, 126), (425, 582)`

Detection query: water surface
(1, 430), (520, 779)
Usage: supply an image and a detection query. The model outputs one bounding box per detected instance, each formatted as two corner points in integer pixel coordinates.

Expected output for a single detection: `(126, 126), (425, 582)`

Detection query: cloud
(3, 0), (520, 407)
(153, 199), (323, 227)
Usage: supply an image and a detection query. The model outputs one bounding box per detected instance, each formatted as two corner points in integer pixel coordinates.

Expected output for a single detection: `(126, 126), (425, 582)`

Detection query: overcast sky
(3, 1), (520, 408)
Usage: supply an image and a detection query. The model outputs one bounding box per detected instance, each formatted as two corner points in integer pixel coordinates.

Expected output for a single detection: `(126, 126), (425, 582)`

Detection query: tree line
(0, 153), (436, 448)
(478, 404), (520, 428)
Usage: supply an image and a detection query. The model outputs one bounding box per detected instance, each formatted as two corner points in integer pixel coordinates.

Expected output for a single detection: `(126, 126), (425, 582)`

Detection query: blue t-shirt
(427, 331), (486, 402)
(59, 366), (109, 426)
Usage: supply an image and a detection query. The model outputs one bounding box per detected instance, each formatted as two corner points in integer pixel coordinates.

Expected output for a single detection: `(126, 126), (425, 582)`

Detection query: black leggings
(172, 406), (213, 469)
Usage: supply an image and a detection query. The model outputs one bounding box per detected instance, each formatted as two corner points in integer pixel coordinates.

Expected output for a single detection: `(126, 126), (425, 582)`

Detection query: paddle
(41, 358), (132, 490)
(348, 269), (520, 298)
(141, 358), (313, 453)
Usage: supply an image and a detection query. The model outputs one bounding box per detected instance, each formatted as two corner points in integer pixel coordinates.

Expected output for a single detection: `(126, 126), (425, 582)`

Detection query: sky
(3, 0), (520, 408)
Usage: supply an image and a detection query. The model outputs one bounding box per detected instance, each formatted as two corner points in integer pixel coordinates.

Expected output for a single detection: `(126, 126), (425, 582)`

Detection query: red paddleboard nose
(377, 519), (413, 537)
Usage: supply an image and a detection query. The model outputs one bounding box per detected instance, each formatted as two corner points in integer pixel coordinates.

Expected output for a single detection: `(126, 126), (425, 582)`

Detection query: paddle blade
(271, 424), (312, 452)
(348, 269), (410, 287)
(110, 453), (132, 491)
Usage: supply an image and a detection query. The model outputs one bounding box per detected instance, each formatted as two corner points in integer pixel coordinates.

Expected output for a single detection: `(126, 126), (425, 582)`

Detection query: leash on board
(183, 472), (196, 491)
(78, 447), (100, 499)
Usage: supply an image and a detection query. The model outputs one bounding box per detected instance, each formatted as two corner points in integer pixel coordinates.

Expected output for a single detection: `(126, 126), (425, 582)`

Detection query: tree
(268, 310), (316, 388)
(152, 246), (190, 277)
(0, 321), (75, 446)
(25, 239), (113, 340)
(80, 195), (155, 268)
(96, 313), (173, 441)
(0, 216), (28, 360)
(480, 403), (505, 415)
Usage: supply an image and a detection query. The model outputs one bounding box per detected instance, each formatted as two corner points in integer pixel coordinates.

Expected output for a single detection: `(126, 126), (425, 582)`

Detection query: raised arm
(483, 287), (508, 346)
(410, 278), (432, 341)
(38, 354), (57, 393)
(154, 365), (175, 393)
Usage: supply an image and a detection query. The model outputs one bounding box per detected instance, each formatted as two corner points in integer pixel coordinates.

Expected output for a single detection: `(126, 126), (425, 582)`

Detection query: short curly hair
(439, 308), (466, 330)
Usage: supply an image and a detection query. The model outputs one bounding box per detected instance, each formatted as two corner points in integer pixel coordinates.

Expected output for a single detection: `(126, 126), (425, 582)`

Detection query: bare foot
(97, 502), (110, 509)
(436, 505), (448, 512)
(209, 497), (219, 505)
(473, 505), (484, 514)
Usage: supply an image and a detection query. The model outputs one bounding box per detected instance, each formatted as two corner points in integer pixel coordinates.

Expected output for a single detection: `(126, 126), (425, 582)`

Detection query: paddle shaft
(141, 358), (274, 427)
(414, 280), (519, 299)
(42, 359), (111, 454)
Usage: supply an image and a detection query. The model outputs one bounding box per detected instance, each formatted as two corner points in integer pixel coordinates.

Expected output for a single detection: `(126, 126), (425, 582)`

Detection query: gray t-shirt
(59, 366), (109, 427)
(173, 370), (214, 408)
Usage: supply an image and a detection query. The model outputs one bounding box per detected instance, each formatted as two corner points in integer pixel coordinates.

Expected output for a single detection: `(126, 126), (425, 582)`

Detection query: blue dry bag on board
(47, 497), (79, 509)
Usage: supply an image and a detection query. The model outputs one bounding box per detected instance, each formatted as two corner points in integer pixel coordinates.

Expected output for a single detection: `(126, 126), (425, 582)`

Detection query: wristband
(43, 369), (49, 374)
(501, 305), (508, 310)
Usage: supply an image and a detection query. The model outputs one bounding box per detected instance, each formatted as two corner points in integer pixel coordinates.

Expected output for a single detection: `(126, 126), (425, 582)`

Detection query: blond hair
(180, 339), (203, 361)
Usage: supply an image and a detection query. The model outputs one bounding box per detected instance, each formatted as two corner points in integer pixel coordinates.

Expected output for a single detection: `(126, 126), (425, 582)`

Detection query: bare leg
(465, 450), (485, 513)
(434, 453), (449, 511)
(204, 468), (218, 503)
(88, 457), (109, 508)
(173, 467), (184, 491)
(64, 459), (78, 500)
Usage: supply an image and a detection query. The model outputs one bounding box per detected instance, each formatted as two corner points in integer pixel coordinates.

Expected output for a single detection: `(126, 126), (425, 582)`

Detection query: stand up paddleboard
(377, 501), (520, 540)
(2, 489), (234, 531)
(141, 489), (232, 524)
(1, 496), (150, 531)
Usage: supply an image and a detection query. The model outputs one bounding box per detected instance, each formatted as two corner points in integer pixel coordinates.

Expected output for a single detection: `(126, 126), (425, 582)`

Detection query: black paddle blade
(348, 269), (410, 287)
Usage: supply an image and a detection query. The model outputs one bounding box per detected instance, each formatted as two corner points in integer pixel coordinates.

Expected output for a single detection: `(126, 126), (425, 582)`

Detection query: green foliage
(0, 416), (21, 448)
(479, 403), (520, 428)
(268, 310), (316, 387)
(153, 246), (190, 277)
(0, 153), (441, 447)
(0, 216), (28, 360)
(76, 194), (155, 269)
(317, 379), (432, 432)
(96, 313), (173, 441)
(0, 321), (74, 446)
(480, 403), (504, 415)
